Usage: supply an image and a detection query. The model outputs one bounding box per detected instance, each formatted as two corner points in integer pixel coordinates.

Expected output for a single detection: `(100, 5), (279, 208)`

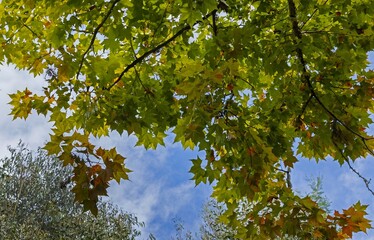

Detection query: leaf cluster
(1, 0), (374, 238)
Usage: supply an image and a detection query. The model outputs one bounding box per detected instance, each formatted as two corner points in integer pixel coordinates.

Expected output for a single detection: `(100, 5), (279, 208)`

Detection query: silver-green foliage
(0, 142), (142, 240)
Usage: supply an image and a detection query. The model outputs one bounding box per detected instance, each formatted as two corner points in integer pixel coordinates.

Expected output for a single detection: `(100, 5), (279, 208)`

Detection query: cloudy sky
(0, 56), (374, 239)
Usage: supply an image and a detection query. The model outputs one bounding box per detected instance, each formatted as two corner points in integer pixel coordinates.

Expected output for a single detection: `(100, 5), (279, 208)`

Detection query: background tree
(0, 142), (143, 240)
(1, 0), (373, 238)
(198, 199), (238, 240)
(174, 176), (331, 240)
(305, 176), (330, 213)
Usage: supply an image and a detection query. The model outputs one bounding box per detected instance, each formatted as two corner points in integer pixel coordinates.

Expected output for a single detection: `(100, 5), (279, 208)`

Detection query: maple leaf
(1, 0), (374, 238)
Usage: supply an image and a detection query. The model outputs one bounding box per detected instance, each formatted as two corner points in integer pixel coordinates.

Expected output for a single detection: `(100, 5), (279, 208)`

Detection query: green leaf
(2, 0), (374, 236)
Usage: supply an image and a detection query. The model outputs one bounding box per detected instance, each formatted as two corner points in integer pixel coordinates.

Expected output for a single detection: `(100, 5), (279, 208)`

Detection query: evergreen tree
(0, 142), (143, 240)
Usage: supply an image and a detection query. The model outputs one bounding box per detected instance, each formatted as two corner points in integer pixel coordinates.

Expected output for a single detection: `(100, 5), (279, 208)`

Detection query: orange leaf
(215, 73), (224, 80)
(306, 131), (311, 139)
(226, 83), (234, 91)
(342, 225), (354, 238)
(91, 164), (102, 173)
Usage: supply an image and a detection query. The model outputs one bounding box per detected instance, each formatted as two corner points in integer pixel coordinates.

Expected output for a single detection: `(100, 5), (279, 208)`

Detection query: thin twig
(297, 93), (313, 119)
(300, 0), (328, 30)
(71, 28), (92, 34)
(129, 37), (147, 91)
(76, 0), (120, 79)
(346, 161), (374, 196)
(276, 167), (292, 188)
(310, 88), (373, 140)
(23, 24), (41, 38)
(151, 0), (170, 43)
(362, 139), (374, 156)
(107, 10), (215, 90)
(237, 77), (255, 90)
(333, 141), (374, 196)
(27, 50), (53, 71)
(287, 0), (374, 141)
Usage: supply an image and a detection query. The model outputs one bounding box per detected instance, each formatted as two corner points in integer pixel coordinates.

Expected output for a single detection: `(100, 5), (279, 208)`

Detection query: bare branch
(333, 141), (374, 196)
(346, 160), (374, 196)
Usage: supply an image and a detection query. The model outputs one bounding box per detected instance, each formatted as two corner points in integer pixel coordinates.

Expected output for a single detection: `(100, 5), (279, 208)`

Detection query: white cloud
(0, 65), (51, 156)
(292, 157), (374, 238)
(159, 182), (196, 220)
(106, 138), (212, 238)
(0, 65), (212, 238)
(3, 64), (373, 239)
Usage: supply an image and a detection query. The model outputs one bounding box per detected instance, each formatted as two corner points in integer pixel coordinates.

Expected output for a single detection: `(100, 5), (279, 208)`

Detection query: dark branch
(107, 10), (215, 90)
(23, 24), (41, 38)
(276, 167), (292, 188)
(309, 86), (373, 141)
(346, 160), (374, 196)
(333, 141), (374, 196)
(296, 93), (313, 122)
(287, 0), (373, 141)
(300, 0), (328, 30)
(212, 10), (218, 36)
(129, 37), (147, 91)
(362, 139), (374, 156)
(76, 0), (120, 79)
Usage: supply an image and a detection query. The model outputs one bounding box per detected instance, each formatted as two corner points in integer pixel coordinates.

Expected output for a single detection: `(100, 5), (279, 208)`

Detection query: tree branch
(296, 93), (313, 123)
(287, 0), (374, 142)
(346, 160), (374, 196)
(23, 23), (41, 38)
(76, 0), (120, 79)
(107, 11), (215, 90)
(276, 167), (292, 188)
(300, 0), (328, 30)
(288, 0), (374, 195)
(129, 37), (147, 92)
(333, 141), (374, 196)
(212, 10), (218, 36)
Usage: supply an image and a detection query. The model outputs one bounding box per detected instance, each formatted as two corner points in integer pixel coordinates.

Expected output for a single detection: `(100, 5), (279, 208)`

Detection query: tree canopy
(0, 142), (143, 239)
(1, 0), (374, 238)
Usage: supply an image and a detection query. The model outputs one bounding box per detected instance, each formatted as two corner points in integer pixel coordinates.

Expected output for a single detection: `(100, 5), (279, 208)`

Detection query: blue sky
(0, 54), (374, 239)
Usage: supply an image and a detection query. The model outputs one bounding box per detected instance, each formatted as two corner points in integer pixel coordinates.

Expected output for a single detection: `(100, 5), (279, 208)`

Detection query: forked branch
(107, 10), (216, 90)
(288, 0), (374, 196)
(287, 0), (373, 142)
